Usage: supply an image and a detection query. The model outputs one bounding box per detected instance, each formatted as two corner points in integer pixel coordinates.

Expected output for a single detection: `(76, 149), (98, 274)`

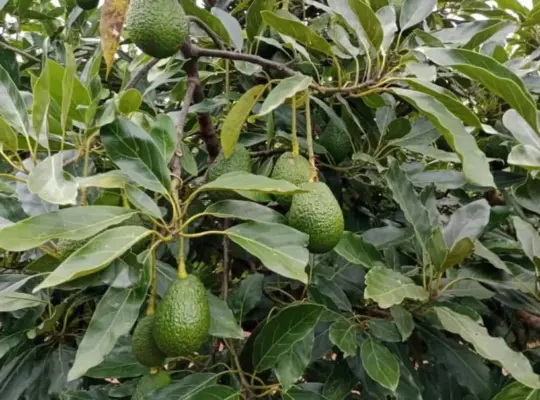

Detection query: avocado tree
(2, 0), (540, 398)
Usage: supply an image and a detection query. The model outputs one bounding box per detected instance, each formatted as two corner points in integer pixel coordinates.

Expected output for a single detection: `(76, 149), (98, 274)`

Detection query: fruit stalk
(147, 246), (157, 315)
(304, 90), (317, 182)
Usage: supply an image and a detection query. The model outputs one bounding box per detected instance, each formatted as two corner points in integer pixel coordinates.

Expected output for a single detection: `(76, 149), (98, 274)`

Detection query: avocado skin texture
(132, 315), (166, 367)
(288, 182), (344, 254)
(153, 275), (210, 357)
(271, 152), (311, 207)
(76, 0), (98, 10)
(126, 0), (189, 59)
(319, 123), (353, 164)
(131, 371), (171, 400)
(207, 145), (252, 182)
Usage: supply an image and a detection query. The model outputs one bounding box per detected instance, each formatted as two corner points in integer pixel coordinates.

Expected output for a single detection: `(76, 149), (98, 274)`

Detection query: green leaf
(85, 336), (149, 378)
(34, 226), (151, 291)
(391, 88), (494, 187)
(125, 184), (162, 219)
(101, 117), (171, 194)
(150, 114), (176, 163)
(334, 231), (385, 270)
(0, 292), (43, 312)
(329, 319), (358, 358)
(225, 222), (309, 283)
(228, 273), (264, 319)
(512, 217), (540, 270)
(464, 20), (515, 50)
(368, 319), (402, 343)
(261, 11), (333, 55)
(508, 145), (540, 169)
(364, 266), (429, 309)
(0, 206), (136, 251)
(205, 200), (286, 224)
(473, 241), (512, 273)
(0, 64), (30, 136)
(32, 61), (51, 144)
(247, 0), (276, 42)
(208, 293), (244, 340)
(257, 75), (311, 117)
(0, 117), (17, 153)
(200, 171), (307, 195)
(253, 304), (322, 372)
(493, 382), (540, 400)
(434, 307), (540, 389)
(399, 0), (436, 31)
(27, 152), (78, 205)
(282, 387), (329, 400)
(420, 47), (538, 132)
(361, 338), (400, 391)
(222, 85), (266, 157)
(390, 305), (414, 341)
(503, 109), (540, 148)
(211, 8), (243, 50)
(398, 79), (482, 128)
(443, 199), (490, 251)
(116, 89), (142, 115)
(0, 331), (25, 359)
(180, 142), (198, 177)
(61, 45), (76, 132)
(67, 257), (151, 381)
(275, 332), (313, 391)
(181, 0), (231, 44)
(77, 171), (130, 189)
(60, 389), (113, 399)
(150, 373), (219, 399)
(347, 0), (383, 51)
(377, 5), (398, 50)
(191, 385), (240, 399)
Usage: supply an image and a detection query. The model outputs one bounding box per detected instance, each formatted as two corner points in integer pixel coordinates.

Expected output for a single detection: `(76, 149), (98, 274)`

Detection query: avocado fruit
(271, 152), (311, 207)
(132, 315), (167, 367)
(131, 371), (171, 400)
(125, 0), (189, 59)
(207, 145), (252, 182)
(76, 0), (99, 10)
(319, 123), (353, 164)
(153, 275), (210, 357)
(288, 182), (344, 253)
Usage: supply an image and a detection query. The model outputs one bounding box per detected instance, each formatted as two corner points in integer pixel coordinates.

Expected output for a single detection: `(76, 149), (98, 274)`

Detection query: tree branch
(221, 219), (230, 300)
(124, 58), (159, 90)
(181, 42), (221, 159)
(0, 40), (40, 63)
(188, 16), (226, 50)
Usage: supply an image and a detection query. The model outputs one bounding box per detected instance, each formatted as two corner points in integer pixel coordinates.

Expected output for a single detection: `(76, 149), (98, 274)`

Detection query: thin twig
(0, 40), (40, 63)
(124, 58), (159, 90)
(188, 16), (226, 50)
(221, 219), (230, 300)
(223, 339), (256, 399)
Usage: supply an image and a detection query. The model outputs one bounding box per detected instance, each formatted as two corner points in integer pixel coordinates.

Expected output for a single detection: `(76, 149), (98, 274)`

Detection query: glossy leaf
(211, 8), (243, 50)
(443, 199), (490, 251)
(435, 307), (540, 389)
(124, 184), (162, 219)
(399, 0), (436, 31)
(208, 292), (244, 340)
(181, 0), (231, 44)
(334, 231), (385, 270)
(261, 11), (333, 55)
(205, 200), (286, 224)
(31, 61), (50, 145)
(361, 338), (400, 391)
(61, 45), (76, 132)
(508, 145), (540, 169)
(27, 152), (78, 205)
(503, 109), (540, 148)
(392, 88), (494, 187)
(513, 217), (540, 270)
(150, 114), (176, 163)
(258, 75), (311, 117)
(420, 47), (538, 132)
(493, 382), (540, 400)
(68, 257), (150, 381)
(246, 0), (276, 42)
(225, 222), (309, 283)
(0, 64), (30, 136)
(0, 206), (136, 251)
(151, 373), (219, 398)
(101, 118), (171, 194)
(222, 85), (266, 157)
(275, 332), (314, 391)
(347, 0), (383, 51)
(390, 305), (414, 341)
(200, 171), (307, 195)
(77, 171), (130, 189)
(253, 304), (322, 372)
(0, 292), (43, 312)
(228, 273), (264, 319)
(329, 319), (358, 358)
(364, 266), (429, 308)
(116, 89), (142, 115)
(34, 226), (151, 291)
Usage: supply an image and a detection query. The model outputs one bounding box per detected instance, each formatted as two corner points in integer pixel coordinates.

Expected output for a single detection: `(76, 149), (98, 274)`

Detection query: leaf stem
(291, 96), (299, 155)
(305, 91), (317, 182)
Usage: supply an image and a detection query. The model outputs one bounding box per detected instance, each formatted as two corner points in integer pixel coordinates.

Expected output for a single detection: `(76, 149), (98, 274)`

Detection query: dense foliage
(2, 0), (540, 398)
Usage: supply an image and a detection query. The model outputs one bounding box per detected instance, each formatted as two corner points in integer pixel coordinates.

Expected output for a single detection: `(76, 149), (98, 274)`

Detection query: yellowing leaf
(221, 85), (266, 158)
(100, 0), (130, 75)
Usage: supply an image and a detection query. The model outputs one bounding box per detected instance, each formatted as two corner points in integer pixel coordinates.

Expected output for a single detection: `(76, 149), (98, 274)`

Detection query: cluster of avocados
(209, 143), (344, 254)
(125, 0), (189, 59)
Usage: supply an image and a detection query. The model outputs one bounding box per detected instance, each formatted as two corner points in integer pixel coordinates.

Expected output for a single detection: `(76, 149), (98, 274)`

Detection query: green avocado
(131, 371), (171, 400)
(288, 182), (344, 253)
(132, 315), (167, 367)
(319, 123), (353, 164)
(207, 145), (252, 182)
(126, 0), (189, 59)
(153, 275), (210, 357)
(271, 152), (311, 207)
(76, 0), (99, 10)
